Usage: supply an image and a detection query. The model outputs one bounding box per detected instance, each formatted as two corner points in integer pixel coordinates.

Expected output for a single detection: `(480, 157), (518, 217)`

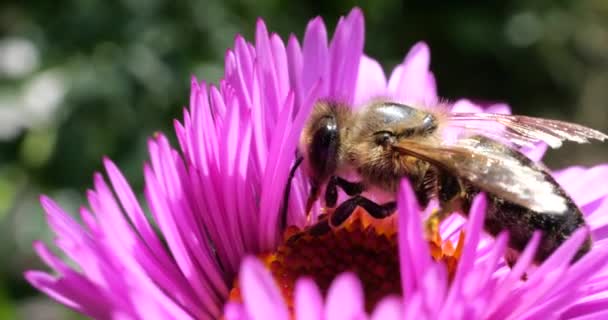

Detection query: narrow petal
(533, 228), (589, 274)
(371, 296), (402, 320)
(287, 34), (304, 107)
(560, 165), (608, 207)
(329, 7), (364, 104)
(258, 80), (321, 249)
(570, 310), (608, 320)
(294, 278), (324, 320)
(454, 194), (487, 284)
(388, 42), (436, 105)
(24, 270), (111, 319)
(449, 99), (484, 113)
(301, 16), (329, 98)
(553, 166), (586, 185)
(239, 257), (289, 320)
(103, 158), (174, 272)
(485, 232), (541, 317)
(521, 142), (548, 162)
(324, 273), (365, 320)
(562, 297), (608, 318)
(224, 302), (251, 320)
(438, 194), (487, 318)
(485, 103), (511, 115)
(354, 55), (388, 106)
(398, 178), (430, 298)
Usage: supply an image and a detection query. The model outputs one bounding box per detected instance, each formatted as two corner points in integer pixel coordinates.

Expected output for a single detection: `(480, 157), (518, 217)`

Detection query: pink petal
(294, 278), (324, 320)
(454, 194), (488, 283)
(224, 302), (251, 320)
(287, 34), (304, 107)
(398, 179), (431, 298)
(485, 103), (511, 115)
(239, 257), (289, 320)
(521, 143), (548, 162)
(450, 99), (484, 113)
(560, 165), (608, 207)
(371, 296), (402, 320)
(388, 42), (436, 105)
(533, 228), (589, 277)
(301, 16), (329, 98)
(354, 55), (388, 106)
(553, 166), (586, 185)
(324, 273), (365, 320)
(570, 310), (608, 320)
(329, 7), (364, 104)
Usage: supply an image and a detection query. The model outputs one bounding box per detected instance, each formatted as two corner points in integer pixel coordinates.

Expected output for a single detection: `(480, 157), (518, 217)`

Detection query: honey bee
(280, 100), (608, 264)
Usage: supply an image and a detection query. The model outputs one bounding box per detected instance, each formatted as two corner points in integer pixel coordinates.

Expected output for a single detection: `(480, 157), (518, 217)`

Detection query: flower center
(230, 207), (463, 313)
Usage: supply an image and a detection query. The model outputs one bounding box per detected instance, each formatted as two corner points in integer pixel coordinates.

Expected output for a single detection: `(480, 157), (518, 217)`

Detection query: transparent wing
(394, 137), (568, 214)
(448, 113), (608, 148)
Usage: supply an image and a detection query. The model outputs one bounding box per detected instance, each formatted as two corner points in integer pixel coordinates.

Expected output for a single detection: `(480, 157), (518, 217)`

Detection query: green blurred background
(1, 1), (607, 318)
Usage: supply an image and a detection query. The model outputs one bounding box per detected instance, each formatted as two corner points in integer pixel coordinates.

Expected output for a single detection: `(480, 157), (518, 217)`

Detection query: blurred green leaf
(0, 286), (16, 319)
(19, 127), (57, 169)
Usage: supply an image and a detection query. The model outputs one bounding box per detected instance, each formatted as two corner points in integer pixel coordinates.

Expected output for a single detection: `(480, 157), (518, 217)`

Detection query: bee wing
(393, 137), (568, 214)
(447, 113), (608, 148)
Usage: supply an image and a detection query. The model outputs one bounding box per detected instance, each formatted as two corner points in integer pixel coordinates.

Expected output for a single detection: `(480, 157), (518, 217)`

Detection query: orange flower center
(230, 207), (464, 313)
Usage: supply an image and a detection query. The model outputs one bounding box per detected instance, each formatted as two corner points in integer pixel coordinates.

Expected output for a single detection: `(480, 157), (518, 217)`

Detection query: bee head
(299, 102), (352, 183)
(346, 102), (438, 186)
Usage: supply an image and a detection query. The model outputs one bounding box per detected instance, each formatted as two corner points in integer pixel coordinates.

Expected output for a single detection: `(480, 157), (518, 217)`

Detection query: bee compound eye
(374, 131), (396, 146)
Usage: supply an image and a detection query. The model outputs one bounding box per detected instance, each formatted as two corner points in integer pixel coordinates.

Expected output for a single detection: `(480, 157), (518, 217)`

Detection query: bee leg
(325, 176), (365, 208)
(424, 208), (452, 240)
(424, 172), (466, 239)
(325, 177), (339, 208)
(286, 216), (332, 244)
(309, 217), (332, 236)
(279, 155), (304, 232)
(414, 186), (431, 209)
(335, 177), (365, 196)
(330, 196), (396, 227)
(416, 168), (436, 208)
(288, 196), (394, 242)
(305, 183), (321, 222)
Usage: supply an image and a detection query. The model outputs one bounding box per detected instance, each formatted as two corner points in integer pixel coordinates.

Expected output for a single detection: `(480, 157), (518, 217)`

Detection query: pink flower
(25, 7), (608, 319)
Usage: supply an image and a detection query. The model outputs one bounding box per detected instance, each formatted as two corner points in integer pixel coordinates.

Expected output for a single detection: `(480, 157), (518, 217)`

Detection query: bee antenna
(279, 154), (304, 233)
